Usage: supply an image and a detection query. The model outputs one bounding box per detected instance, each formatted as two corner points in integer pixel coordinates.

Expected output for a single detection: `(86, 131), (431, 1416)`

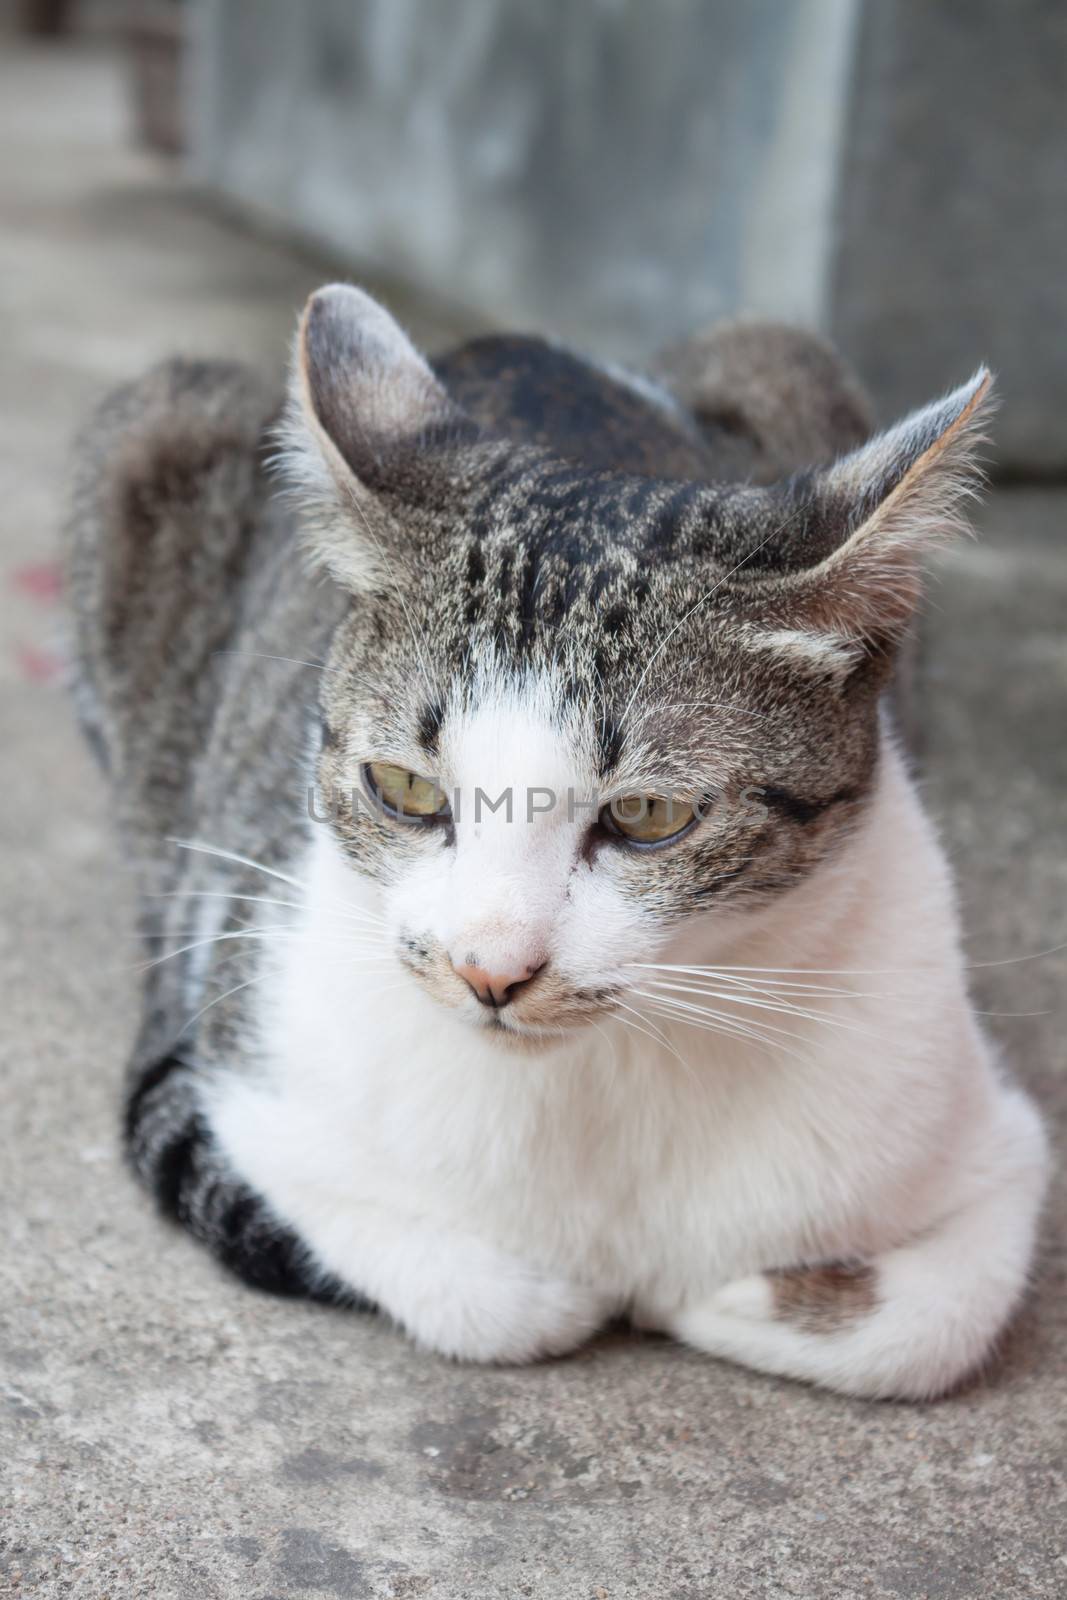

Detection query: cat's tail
(651, 320), (873, 485)
(670, 1083), (1049, 1400)
(124, 1047), (370, 1310)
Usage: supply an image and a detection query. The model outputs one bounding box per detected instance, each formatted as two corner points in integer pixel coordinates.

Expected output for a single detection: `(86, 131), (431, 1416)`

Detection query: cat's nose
(452, 957), (547, 1009)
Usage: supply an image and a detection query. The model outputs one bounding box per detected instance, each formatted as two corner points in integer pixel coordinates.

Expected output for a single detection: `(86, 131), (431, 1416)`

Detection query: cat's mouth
(466, 990), (624, 1047)
(467, 1007), (593, 1053)
(478, 1011), (556, 1045)
(396, 939), (622, 1042)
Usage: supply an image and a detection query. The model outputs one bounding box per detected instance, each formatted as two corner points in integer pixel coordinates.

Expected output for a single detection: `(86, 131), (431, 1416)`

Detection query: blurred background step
(186, 0), (1067, 476)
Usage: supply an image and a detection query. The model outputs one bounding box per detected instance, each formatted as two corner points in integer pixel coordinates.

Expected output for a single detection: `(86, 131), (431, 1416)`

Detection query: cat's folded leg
(132, 1056), (614, 1363)
(131, 1053), (612, 1362)
(668, 1089), (1047, 1400)
(301, 1220), (614, 1365)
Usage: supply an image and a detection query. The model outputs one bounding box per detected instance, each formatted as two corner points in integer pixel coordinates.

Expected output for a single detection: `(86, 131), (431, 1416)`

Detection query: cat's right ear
(280, 283), (472, 589)
(728, 369), (993, 662)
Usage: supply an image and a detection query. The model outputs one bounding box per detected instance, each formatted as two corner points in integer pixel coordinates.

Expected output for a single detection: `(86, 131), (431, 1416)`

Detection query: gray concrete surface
(2, 37), (1065, 1600)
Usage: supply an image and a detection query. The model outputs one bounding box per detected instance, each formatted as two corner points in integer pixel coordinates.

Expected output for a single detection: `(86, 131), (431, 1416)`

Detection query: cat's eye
(364, 761), (451, 823)
(601, 794), (698, 848)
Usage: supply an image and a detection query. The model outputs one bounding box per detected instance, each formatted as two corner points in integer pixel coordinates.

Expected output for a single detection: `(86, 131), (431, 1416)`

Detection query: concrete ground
(2, 36), (1064, 1600)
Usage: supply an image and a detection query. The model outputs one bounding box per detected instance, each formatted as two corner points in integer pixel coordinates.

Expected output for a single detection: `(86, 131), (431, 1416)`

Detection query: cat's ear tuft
(279, 284), (469, 589)
(765, 368), (994, 651)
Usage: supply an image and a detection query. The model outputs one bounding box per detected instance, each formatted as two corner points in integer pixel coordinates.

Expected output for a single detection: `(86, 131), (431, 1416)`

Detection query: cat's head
(282, 284), (991, 1045)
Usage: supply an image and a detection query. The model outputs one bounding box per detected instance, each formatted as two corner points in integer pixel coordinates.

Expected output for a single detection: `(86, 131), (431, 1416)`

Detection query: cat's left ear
(281, 283), (474, 588)
(745, 369), (994, 652)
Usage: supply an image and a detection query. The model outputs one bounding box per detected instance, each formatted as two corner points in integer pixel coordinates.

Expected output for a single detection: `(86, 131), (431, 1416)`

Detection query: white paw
(389, 1235), (611, 1365)
(669, 1274), (774, 1347)
(704, 1274), (775, 1320)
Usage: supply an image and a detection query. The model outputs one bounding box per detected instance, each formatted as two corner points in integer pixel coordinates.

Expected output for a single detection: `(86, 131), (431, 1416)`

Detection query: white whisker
(137, 924), (391, 974)
(629, 941), (1067, 977)
(167, 838), (309, 894)
(146, 887), (388, 930)
(637, 995), (806, 1065)
(165, 838), (389, 929)
(641, 999), (794, 1060)
(632, 987), (812, 1058)
(145, 890), (310, 915)
(637, 977), (882, 1042)
(138, 924), (303, 972)
(212, 649), (335, 675)
(177, 965), (287, 1037)
(627, 962), (866, 996)
(613, 998), (697, 1080)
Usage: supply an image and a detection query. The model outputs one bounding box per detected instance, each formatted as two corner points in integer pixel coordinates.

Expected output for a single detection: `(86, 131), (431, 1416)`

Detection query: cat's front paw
(389, 1236), (611, 1365)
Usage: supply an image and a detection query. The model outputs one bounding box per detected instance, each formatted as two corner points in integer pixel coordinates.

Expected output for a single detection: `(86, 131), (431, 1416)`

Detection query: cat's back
(435, 334), (714, 479)
(435, 323), (871, 484)
(63, 357), (337, 851)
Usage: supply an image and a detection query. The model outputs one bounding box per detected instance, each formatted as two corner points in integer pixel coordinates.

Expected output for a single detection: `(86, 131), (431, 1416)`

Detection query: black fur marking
(416, 699), (444, 757)
(761, 785), (861, 827)
(211, 1188), (367, 1306)
(496, 546), (513, 601)
(597, 715), (625, 777)
(623, 478), (659, 520)
(465, 542), (486, 587)
(462, 542), (485, 625)
(124, 1052), (374, 1310)
(517, 543), (542, 649)
(588, 567), (614, 605)
(156, 1117), (204, 1220)
(124, 1050), (186, 1142)
(645, 482), (701, 551)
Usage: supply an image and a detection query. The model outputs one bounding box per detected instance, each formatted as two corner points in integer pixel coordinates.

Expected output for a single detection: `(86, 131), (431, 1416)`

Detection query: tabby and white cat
(65, 285), (1047, 1399)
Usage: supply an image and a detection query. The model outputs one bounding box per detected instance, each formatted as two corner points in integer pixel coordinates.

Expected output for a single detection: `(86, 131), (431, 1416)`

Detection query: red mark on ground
(15, 643), (62, 684)
(10, 562), (62, 602)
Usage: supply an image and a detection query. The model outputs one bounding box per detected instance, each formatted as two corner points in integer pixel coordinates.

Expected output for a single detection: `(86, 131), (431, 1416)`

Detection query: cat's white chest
(207, 846), (965, 1320)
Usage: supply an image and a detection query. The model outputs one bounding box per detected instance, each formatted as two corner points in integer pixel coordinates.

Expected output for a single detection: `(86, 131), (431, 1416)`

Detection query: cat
(64, 283), (1048, 1399)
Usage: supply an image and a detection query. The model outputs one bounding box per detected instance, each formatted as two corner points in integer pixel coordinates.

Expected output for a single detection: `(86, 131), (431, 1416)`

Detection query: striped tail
(124, 1052), (371, 1310)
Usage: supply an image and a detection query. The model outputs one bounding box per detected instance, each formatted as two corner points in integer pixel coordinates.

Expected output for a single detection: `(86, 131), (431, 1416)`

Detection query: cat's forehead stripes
(458, 540), (652, 651)
(446, 460), (743, 651)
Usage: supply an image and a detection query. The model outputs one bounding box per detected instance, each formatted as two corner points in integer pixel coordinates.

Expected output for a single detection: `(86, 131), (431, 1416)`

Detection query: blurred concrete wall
(831, 0), (1067, 474)
(190, 0), (1067, 473)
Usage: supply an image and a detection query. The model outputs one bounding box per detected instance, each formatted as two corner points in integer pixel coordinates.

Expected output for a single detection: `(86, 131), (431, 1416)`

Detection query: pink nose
(452, 958), (547, 1009)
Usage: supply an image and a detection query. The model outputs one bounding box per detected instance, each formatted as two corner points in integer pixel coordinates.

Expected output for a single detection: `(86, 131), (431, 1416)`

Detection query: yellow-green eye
(603, 794), (698, 847)
(364, 762), (450, 822)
